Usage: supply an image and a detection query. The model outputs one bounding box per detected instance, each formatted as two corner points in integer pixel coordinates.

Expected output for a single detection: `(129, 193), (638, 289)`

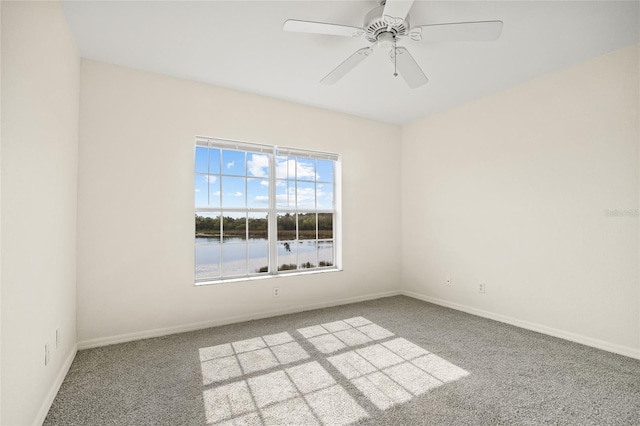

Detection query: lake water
(195, 237), (334, 279)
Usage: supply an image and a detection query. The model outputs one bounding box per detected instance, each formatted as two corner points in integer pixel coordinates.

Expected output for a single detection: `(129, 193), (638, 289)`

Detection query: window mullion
(218, 210), (223, 279)
(206, 142), (211, 206)
(268, 151), (277, 274)
(294, 158), (299, 269)
(245, 162), (249, 275)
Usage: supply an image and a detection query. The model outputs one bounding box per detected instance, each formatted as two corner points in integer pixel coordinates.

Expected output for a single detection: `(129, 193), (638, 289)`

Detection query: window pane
(222, 176), (245, 208)
(276, 180), (295, 209)
(223, 213), (246, 242)
(222, 150), (245, 176)
(222, 244), (247, 276)
(195, 147), (209, 174)
(208, 175), (221, 208)
(195, 243), (220, 279)
(298, 213), (316, 240)
(298, 240), (317, 269)
(248, 212), (268, 240)
(277, 241), (297, 271)
(247, 178), (269, 208)
(195, 212), (220, 238)
(296, 158), (316, 181)
(276, 156), (295, 179)
(209, 148), (221, 175)
(247, 153), (269, 178)
(249, 244), (269, 274)
(318, 241), (334, 267)
(195, 174), (209, 207)
(195, 141), (338, 281)
(296, 181), (315, 209)
(318, 213), (333, 239)
(277, 213), (296, 241)
(317, 160), (334, 183)
(316, 183), (333, 210)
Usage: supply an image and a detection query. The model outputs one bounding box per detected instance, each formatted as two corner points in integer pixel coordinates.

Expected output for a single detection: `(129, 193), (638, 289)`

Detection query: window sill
(194, 267), (342, 287)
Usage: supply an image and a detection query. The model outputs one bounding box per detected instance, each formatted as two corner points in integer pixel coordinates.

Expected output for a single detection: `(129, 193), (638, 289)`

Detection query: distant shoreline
(195, 231), (332, 239)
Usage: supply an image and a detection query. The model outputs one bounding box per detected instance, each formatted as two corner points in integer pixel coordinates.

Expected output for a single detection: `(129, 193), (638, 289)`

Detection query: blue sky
(195, 148), (334, 209)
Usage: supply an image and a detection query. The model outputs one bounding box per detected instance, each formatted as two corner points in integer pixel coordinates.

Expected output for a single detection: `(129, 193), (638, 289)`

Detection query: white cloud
(254, 196), (269, 204)
(195, 189), (201, 193)
(276, 158), (318, 180)
(296, 159), (317, 180)
(275, 186), (318, 208)
(248, 154), (269, 177)
(226, 161), (235, 169)
(205, 175), (218, 183)
(296, 186), (315, 208)
(260, 180), (269, 187)
(276, 193), (291, 205)
(274, 185), (333, 208)
(278, 159), (295, 178)
(213, 191), (243, 197)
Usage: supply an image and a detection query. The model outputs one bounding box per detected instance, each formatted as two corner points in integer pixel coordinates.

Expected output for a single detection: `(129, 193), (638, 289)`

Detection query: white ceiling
(61, 1), (640, 125)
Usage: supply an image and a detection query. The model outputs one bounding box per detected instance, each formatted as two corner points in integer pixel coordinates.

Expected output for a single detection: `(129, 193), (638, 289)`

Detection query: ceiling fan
(283, 0), (503, 89)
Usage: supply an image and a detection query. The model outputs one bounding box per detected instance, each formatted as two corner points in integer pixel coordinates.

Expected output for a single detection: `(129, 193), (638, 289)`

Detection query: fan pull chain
(393, 39), (398, 77)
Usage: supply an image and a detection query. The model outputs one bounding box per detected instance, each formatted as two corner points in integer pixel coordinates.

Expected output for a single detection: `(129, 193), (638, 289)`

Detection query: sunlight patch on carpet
(200, 317), (469, 425)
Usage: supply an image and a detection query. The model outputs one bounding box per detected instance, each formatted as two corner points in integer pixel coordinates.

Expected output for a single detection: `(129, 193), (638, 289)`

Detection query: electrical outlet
(273, 287), (280, 297)
(44, 343), (50, 366)
(56, 328), (61, 349)
(446, 276), (452, 285)
(479, 282), (486, 293)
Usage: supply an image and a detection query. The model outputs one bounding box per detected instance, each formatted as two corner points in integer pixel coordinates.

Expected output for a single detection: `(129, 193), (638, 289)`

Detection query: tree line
(195, 213), (333, 239)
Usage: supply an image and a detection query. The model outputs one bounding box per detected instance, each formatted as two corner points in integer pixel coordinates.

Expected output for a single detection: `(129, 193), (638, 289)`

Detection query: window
(195, 137), (340, 283)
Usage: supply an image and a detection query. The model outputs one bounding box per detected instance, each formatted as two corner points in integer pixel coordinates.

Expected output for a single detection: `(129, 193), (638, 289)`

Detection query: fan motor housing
(363, 5), (409, 43)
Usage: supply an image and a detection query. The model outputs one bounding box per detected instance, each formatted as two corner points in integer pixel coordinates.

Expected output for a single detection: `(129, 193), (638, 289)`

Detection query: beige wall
(77, 60), (401, 345)
(1, 2), (79, 425)
(401, 45), (640, 358)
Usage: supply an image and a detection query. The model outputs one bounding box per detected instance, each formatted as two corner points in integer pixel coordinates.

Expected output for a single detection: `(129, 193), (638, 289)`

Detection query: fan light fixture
(377, 32), (396, 48)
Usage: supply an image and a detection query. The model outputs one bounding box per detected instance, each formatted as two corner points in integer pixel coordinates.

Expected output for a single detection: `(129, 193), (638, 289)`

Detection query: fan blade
(409, 21), (503, 42)
(382, 0), (414, 22)
(321, 47), (373, 85)
(283, 19), (364, 37)
(389, 47), (428, 89)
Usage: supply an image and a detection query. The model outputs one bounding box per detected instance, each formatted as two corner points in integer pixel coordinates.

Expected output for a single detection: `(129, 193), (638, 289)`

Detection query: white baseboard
(33, 344), (78, 426)
(402, 290), (640, 360)
(78, 290), (402, 350)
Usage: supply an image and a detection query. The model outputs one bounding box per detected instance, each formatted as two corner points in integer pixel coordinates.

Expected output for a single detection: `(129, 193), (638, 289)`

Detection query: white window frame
(194, 136), (342, 285)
